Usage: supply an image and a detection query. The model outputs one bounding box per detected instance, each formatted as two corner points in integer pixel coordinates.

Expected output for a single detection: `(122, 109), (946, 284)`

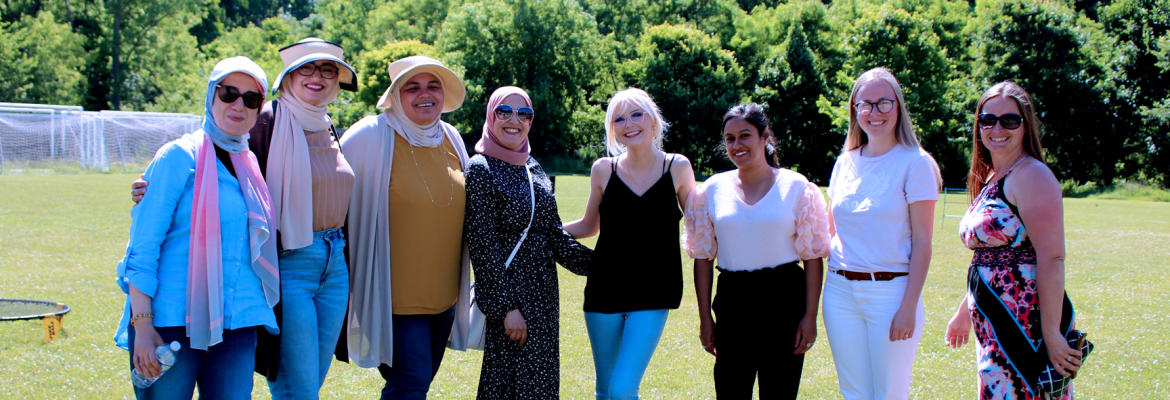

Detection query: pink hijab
(474, 86), (532, 166)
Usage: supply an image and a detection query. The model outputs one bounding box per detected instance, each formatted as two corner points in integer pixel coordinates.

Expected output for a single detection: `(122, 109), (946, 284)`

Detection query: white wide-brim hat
(271, 38), (358, 95)
(376, 56), (465, 112)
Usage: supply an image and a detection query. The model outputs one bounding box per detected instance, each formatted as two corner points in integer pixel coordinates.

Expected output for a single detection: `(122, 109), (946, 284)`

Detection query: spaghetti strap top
(584, 155), (683, 313)
(959, 156), (1033, 250)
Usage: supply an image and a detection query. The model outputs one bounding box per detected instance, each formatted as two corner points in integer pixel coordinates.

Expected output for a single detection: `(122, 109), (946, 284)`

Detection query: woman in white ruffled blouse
(682, 103), (830, 399)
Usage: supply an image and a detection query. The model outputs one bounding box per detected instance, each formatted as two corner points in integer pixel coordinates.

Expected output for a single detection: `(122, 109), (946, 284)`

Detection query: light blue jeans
(268, 228), (350, 400)
(584, 309), (670, 400)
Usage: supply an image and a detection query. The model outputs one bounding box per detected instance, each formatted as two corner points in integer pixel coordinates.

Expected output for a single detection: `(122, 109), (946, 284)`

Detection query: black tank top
(583, 155), (683, 313)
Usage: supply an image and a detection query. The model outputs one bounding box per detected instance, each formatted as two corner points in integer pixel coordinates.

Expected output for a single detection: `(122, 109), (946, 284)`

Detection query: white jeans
(822, 272), (925, 400)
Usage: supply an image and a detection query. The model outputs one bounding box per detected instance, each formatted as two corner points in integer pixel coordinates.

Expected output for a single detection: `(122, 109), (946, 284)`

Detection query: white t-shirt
(828, 144), (939, 273)
(705, 169), (814, 271)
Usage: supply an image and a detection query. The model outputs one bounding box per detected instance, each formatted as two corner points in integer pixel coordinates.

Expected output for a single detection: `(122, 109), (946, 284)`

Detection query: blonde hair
(843, 67), (941, 185)
(604, 88), (670, 156)
(967, 81), (1047, 200)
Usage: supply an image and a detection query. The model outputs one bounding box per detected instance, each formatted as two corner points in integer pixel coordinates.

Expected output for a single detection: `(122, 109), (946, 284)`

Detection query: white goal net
(0, 103), (202, 174)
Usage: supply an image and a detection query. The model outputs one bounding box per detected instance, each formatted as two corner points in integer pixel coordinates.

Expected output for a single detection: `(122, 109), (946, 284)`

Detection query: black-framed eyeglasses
(977, 113), (1024, 130)
(613, 111), (646, 127)
(494, 104), (535, 123)
(215, 84), (265, 109)
(854, 99), (897, 114)
(296, 62), (339, 79)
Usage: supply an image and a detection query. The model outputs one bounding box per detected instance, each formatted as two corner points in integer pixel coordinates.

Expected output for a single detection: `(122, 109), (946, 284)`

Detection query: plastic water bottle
(131, 341), (181, 388)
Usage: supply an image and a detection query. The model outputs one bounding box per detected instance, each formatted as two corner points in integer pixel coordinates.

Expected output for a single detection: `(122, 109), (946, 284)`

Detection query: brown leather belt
(833, 270), (909, 281)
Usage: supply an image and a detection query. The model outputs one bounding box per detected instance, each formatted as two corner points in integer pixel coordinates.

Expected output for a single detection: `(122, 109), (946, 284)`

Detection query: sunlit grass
(0, 174), (1166, 398)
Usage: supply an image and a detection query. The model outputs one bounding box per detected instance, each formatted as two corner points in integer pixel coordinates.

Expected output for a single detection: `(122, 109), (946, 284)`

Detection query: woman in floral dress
(947, 81), (1083, 400)
(464, 86), (593, 399)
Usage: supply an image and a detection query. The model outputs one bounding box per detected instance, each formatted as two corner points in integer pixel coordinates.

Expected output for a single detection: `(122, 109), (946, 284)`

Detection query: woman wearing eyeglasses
(822, 67), (941, 400)
(114, 56), (280, 398)
(946, 82), (1081, 400)
(682, 103), (829, 399)
(561, 88), (695, 400)
(131, 38), (360, 399)
(464, 86), (593, 399)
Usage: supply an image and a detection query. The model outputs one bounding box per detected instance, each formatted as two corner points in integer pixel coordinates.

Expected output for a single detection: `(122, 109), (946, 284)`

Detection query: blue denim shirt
(115, 137), (277, 350)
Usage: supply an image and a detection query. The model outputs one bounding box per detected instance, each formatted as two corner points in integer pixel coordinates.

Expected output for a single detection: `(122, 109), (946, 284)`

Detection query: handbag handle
(504, 165), (535, 270)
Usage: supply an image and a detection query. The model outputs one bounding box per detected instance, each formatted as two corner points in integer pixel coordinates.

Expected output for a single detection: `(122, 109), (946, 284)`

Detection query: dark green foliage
(753, 23), (837, 183)
(971, 0), (1116, 184)
(1, 0), (1165, 186)
(630, 24), (747, 176)
(437, 0), (614, 159)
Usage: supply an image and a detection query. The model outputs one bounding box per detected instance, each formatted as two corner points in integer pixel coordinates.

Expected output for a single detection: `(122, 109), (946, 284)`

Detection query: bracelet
(129, 313), (154, 327)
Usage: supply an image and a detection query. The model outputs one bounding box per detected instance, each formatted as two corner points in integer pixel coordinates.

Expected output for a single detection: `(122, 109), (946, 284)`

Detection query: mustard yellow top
(388, 133), (466, 315)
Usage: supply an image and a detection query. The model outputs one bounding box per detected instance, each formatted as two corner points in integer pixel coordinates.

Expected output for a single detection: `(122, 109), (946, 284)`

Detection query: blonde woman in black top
(563, 88), (696, 400)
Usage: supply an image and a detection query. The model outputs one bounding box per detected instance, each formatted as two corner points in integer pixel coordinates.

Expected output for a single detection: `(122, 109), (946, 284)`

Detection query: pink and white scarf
(187, 131), (280, 350)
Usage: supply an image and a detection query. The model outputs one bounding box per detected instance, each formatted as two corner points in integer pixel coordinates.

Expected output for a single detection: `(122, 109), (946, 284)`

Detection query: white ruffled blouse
(681, 169), (830, 271)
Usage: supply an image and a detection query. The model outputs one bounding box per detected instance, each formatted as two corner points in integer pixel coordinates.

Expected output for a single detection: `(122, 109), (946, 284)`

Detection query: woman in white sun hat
(338, 55), (473, 399)
(131, 38), (360, 399)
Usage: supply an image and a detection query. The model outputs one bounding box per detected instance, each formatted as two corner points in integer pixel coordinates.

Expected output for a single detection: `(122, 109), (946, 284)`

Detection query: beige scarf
(266, 87), (335, 250)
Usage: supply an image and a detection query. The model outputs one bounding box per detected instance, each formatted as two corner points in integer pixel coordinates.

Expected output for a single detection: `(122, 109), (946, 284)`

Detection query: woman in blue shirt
(114, 57), (281, 399)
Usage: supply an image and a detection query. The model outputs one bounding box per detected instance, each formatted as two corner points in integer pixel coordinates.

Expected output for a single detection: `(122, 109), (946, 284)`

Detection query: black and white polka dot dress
(464, 154), (592, 400)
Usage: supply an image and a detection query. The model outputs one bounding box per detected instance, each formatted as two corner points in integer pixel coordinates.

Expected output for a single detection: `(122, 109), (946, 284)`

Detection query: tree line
(2, 0), (1168, 186)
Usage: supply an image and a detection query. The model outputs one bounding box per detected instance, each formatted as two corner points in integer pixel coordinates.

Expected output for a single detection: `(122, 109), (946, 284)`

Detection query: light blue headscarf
(204, 56), (269, 154)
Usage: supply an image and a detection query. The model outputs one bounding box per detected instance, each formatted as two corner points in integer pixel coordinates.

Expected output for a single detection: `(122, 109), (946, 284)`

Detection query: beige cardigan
(339, 113), (472, 368)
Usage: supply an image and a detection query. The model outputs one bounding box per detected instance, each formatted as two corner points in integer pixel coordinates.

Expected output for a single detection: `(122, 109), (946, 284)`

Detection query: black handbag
(1036, 330), (1094, 399)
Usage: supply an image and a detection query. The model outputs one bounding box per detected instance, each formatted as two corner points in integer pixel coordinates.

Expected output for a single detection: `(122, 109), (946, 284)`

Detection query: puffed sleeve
(795, 182), (830, 260)
(681, 183), (717, 260)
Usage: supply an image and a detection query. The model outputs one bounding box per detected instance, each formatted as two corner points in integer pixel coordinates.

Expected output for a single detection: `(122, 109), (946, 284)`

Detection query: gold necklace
(408, 143), (455, 207)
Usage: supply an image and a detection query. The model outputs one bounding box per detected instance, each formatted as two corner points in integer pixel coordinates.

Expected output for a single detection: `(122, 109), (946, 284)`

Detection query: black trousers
(712, 262), (807, 399)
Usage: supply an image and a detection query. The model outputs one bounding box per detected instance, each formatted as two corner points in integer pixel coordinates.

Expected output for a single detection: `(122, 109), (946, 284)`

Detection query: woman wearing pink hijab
(463, 86), (593, 399)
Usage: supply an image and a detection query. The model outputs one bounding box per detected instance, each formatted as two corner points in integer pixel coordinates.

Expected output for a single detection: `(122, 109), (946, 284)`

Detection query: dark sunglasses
(215, 84), (264, 109)
(296, 62), (339, 79)
(494, 104), (535, 123)
(977, 113), (1023, 130)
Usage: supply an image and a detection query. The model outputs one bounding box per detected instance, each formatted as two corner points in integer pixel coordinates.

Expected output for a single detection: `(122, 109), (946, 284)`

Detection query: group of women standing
(114, 34), (1084, 400)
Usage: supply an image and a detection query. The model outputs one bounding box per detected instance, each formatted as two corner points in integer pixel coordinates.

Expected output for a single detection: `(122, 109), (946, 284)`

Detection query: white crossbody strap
(504, 165), (535, 269)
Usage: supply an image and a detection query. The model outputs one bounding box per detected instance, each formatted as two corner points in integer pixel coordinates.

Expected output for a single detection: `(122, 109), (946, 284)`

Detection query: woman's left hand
(889, 304), (916, 342)
(1044, 332), (1082, 377)
(793, 315), (817, 355)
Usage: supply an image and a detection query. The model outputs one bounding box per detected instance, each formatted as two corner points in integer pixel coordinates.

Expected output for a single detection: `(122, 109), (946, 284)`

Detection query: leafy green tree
(630, 24), (746, 176)
(828, 3), (968, 184)
(1099, 0), (1170, 185)
(438, 0), (615, 163)
(317, 0), (380, 54)
(730, 0), (843, 90)
(0, 11), (88, 105)
(971, 0), (1117, 184)
(120, 14), (207, 113)
(752, 24), (837, 183)
(365, 0), (451, 46)
(103, 0), (202, 109)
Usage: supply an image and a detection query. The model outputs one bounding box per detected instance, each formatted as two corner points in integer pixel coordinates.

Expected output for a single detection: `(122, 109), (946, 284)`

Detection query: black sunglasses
(296, 62), (339, 79)
(494, 104), (534, 123)
(977, 113), (1023, 130)
(215, 84), (265, 109)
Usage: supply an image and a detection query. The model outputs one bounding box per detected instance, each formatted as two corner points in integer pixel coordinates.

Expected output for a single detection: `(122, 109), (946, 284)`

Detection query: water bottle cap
(169, 341), (181, 351)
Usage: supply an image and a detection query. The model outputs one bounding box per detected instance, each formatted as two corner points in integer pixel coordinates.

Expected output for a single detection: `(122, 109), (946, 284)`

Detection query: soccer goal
(0, 102), (202, 174)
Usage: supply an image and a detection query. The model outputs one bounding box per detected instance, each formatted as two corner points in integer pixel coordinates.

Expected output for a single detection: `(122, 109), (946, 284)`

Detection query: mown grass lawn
(1, 173), (1166, 399)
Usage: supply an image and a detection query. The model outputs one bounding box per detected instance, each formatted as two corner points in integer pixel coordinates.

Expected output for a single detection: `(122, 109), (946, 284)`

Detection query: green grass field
(1, 174), (1167, 398)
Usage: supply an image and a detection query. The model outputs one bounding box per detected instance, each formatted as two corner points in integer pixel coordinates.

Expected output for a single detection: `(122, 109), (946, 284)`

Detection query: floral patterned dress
(958, 159), (1074, 400)
(464, 154), (593, 400)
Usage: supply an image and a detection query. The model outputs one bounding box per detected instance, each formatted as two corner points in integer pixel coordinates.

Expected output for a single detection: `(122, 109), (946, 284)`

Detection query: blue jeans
(377, 306), (456, 400)
(128, 325), (257, 400)
(584, 309), (670, 400)
(268, 228), (350, 400)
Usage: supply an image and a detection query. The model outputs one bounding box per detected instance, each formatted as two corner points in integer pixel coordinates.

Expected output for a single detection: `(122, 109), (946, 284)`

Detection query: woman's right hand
(699, 318), (716, 356)
(945, 307), (972, 349)
(504, 309), (527, 347)
(132, 323), (165, 379)
(131, 175), (148, 204)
